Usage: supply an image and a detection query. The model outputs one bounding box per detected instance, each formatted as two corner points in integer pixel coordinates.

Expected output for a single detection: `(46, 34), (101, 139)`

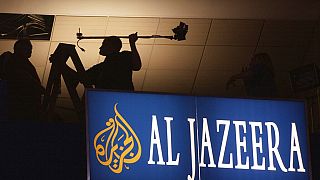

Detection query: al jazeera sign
(86, 90), (310, 180)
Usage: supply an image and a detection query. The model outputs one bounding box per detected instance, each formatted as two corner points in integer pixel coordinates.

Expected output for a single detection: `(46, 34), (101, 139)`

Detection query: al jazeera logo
(93, 103), (141, 174)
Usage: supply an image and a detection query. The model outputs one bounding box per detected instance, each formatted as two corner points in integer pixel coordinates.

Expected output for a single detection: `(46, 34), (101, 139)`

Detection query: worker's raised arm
(129, 32), (142, 71)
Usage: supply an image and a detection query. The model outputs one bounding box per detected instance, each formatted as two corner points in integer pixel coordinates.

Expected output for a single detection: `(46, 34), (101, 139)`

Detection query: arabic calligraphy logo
(94, 103), (142, 174)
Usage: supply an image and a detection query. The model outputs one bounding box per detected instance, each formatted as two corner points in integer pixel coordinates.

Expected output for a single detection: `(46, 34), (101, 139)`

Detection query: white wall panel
(207, 19), (263, 46)
(259, 20), (316, 47)
(193, 70), (246, 96)
(29, 41), (51, 68)
(0, 40), (15, 54)
(106, 17), (159, 45)
(199, 46), (255, 71)
(133, 69), (146, 91)
(256, 46), (305, 72)
(35, 67), (46, 82)
(52, 16), (108, 42)
(149, 45), (204, 70)
(143, 69), (196, 94)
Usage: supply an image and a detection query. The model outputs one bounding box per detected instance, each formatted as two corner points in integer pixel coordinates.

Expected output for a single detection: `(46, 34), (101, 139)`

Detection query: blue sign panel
(197, 97), (309, 180)
(86, 90), (310, 180)
(86, 90), (198, 180)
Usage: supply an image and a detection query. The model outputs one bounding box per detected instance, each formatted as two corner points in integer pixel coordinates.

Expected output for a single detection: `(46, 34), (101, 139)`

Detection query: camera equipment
(76, 22), (188, 51)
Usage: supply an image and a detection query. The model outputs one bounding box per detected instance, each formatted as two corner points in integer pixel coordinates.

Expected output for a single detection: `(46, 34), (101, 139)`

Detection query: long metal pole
(77, 35), (174, 40)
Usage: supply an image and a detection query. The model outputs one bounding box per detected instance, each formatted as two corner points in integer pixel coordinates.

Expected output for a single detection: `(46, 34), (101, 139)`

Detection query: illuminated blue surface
(197, 97), (309, 180)
(86, 90), (309, 180)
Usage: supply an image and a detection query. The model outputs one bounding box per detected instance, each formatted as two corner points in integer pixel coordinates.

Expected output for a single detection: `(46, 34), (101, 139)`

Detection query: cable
(77, 39), (85, 52)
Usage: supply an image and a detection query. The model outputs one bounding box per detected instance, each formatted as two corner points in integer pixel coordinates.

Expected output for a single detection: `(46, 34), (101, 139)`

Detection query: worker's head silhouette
(99, 36), (122, 56)
(14, 39), (32, 59)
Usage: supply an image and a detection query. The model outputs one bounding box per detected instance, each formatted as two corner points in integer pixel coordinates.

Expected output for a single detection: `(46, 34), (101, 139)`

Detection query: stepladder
(43, 43), (92, 122)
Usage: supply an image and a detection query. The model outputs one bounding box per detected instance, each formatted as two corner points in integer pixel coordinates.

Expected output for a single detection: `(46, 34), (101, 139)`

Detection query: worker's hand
(49, 54), (55, 62)
(129, 32), (138, 44)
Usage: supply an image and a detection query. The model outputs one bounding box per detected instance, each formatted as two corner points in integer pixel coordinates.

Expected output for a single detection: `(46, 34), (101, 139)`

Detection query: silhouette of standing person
(3, 39), (44, 121)
(85, 33), (142, 91)
(226, 53), (277, 97)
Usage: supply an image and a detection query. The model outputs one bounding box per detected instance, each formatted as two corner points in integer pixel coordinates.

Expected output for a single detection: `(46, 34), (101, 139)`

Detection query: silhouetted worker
(226, 53), (277, 97)
(2, 39), (44, 121)
(84, 33), (141, 90)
